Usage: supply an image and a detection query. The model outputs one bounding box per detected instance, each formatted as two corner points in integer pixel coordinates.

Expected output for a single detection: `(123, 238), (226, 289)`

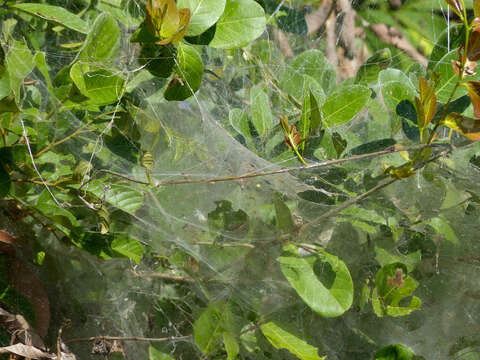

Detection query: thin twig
(132, 271), (195, 283)
(65, 335), (191, 344)
(89, 144), (433, 188)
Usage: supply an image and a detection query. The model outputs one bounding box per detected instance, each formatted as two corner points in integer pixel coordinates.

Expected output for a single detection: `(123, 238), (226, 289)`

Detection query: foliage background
(1, 0), (480, 359)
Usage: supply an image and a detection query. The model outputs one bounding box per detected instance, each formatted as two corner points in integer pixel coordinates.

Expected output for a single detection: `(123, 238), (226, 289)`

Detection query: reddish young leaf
(463, 81), (480, 117)
(468, 25), (480, 61)
(414, 77), (437, 142)
(442, 112), (480, 140)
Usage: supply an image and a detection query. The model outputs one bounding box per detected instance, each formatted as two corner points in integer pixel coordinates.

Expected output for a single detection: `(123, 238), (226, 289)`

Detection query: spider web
(2, 0), (480, 359)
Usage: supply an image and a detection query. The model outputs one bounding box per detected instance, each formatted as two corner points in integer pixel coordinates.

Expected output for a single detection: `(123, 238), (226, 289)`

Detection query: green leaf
(164, 43), (203, 101)
(280, 50), (336, 99)
(374, 344), (416, 360)
(433, 50), (466, 103)
(111, 236), (143, 264)
(5, 40), (35, 101)
(372, 263), (421, 317)
(34, 52), (53, 91)
(279, 244), (353, 317)
(374, 247), (421, 272)
(322, 85), (371, 126)
(250, 85), (273, 138)
(229, 108), (254, 148)
(428, 217), (458, 243)
(261, 322), (325, 360)
(10, 3), (88, 34)
(149, 346), (174, 360)
(0, 70), (11, 100)
(274, 193), (295, 234)
(194, 302), (239, 355)
(0, 95), (19, 113)
(223, 332), (240, 360)
(70, 64), (125, 105)
(78, 13), (120, 64)
(264, 0), (308, 35)
(355, 48), (392, 85)
(210, 0), (266, 49)
(177, 0), (226, 36)
(428, 24), (464, 71)
(379, 69), (416, 113)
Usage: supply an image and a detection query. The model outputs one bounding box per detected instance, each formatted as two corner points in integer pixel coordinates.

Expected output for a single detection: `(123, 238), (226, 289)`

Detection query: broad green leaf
(111, 236), (143, 264)
(35, 190), (80, 236)
(210, 0), (266, 49)
(229, 108), (254, 148)
(279, 244), (353, 317)
(355, 48), (392, 85)
(70, 64), (125, 105)
(149, 346), (174, 360)
(379, 69), (416, 113)
(10, 3), (88, 34)
(261, 322), (325, 360)
(429, 217), (458, 243)
(78, 13), (120, 64)
(0, 95), (19, 113)
(374, 247), (421, 272)
(374, 344), (416, 360)
(280, 50), (336, 99)
(34, 52), (52, 91)
(322, 85), (370, 126)
(223, 332), (239, 360)
(0, 71), (11, 100)
(177, 0), (226, 36)
(194, 302), (238, 355)
(250, 85), (273, 138)
(5, 40), (35, 101)
(106, 185), (145, 215)
(164, 43), (203, 101)
(433, 50), (466, 103)
(274, 193), (295, 234)
(428, 24), (464, 71)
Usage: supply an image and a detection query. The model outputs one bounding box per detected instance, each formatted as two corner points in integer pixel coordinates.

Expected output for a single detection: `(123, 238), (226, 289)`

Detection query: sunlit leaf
(250, 85), (273, 138)
(79, 13), (120, 64)
(111, 236), (143, 264)
(279, 244), (353, 317)
(355, 48), (392, 85)
(379, 69), (416, 112)
(415, 77), (437, 130)
(442, 112), (480, 140)
(177, 0), (226, 36)
(223, 332), (239, 360)
(194, 302), (239, 355)
(149, 346), (174, 360)
(322, 85), (370, 126)
(475, 0), (480, 18)
(10, 3), (88, 34)
(261, 322), (325, 360)
(429, 216), (458, 243)
(5, 40), (34, 101)
(210, 0), (266, 49)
